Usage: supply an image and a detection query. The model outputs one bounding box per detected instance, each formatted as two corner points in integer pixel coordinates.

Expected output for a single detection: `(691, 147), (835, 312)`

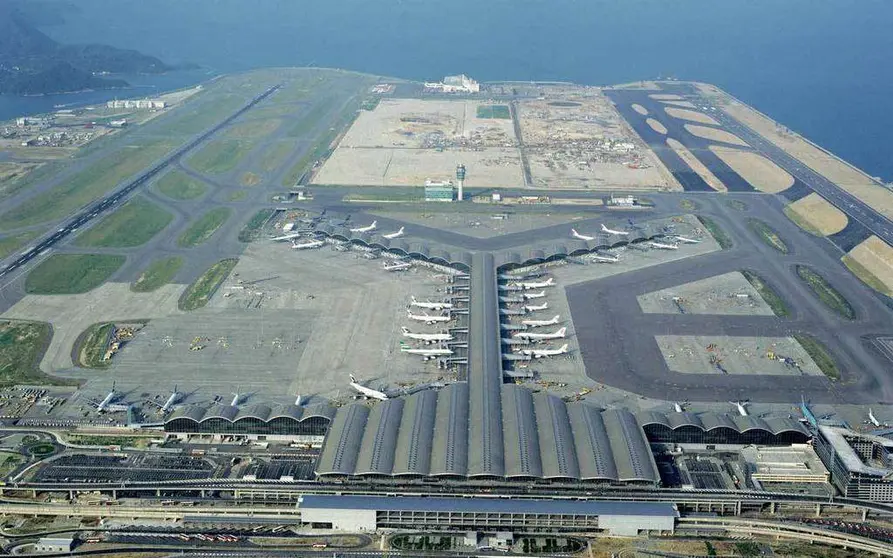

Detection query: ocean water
(7, 0), (893, 180)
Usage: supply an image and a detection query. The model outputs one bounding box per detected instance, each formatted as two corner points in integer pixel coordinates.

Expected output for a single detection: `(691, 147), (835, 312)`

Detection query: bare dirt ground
(785, 192), (848, 236)
(638, 271), (775, 316)
(698, 82), (893, 221)
(0, 283), (185, 373)
(656, 335), (823, 377)
(631, 104), (649, 116)
(709, 146), (794, 193)
(646, 118), (667, 134)
(684, 124), (749, 146)
(663, 106), (720, 126)
(843, 235), (893, 296)
(666, 138), (727, 192)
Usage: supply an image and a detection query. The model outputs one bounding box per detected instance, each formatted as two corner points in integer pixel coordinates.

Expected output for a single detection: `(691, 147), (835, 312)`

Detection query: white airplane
(523, 290), (546, 300)
(867, 408), (887, 428)
(674, 402), (685, 413)
(400, 342), (454, 359)
(512, 277), (554, 290)
(383, 260), (412, 272)
(382, 226), (405, 239)
(650, 241), (679, 250)
(522, 343), (569, 358)
(89, 384), (119, 414)
(514, 327), (566, 341)
(731, 401), (749, 417)
(160, 386), (181, 413)
(525, 301), (548, 312)
(522, 315), (560, 327)
(571, 228), (595, 241)
(401, 327), (453, 343)
(410, 296), (453, 311)
(602, 224), (630, 236)
(673, 235), (701, 244)
(349, 374), (388, 401)
(590, 253), (619, 263)
(271, 232), (305, 242)
(407, 311), (451, 324)
(291, 238), (325, 250)
(350, 220), (377, 233)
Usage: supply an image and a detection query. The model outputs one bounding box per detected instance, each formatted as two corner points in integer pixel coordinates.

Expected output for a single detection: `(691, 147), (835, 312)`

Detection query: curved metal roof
(501, 385), (543, 479)
(603, 408), (660, 483)
(355, 399), (404, 476)
(637, 410), (671, 429)
(534, 392), (580, 480)
(429, 383), (469, 477)
(268, 404), (303, 421)
(567, 403), (619, 481)
(315, 404), (370, 476)
(234, 404), (273, 422)
(667, 412), (703, 429)
(202, 404), (240, 422)
(764, 417), (810, 436)
(168, 405), (206, 422)
(392, 390), (437, 476)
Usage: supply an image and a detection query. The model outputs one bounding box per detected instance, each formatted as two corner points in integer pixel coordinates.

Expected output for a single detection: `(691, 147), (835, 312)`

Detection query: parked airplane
(291, 239), (325, 250)
(383, 260), (412, 272)
(382, 226), (405, 239)
(522, 343), (569, 358)
(514, 327), (566, 341)
(400, 327), (453, 343)
(731, 401), (749, 417)
(525, 302), (549, 312)
(571, 228), (595, 241)
(512, 277), (555, 290)
(349, 375), (388, 401)
(350, 220), (377, 233)
(649, 241), (679, 250)
(673, 235), (701, 244)
(589, 253), (619, 263)
(866, 408), (888, 428)
(522, 315), (560, 327)
(674, 402), (685, 413)
(601, 224), (630, 236)
(161, 386), (181, 413)
(410, 296), (453, 311)
(400, 342), (454, 359)
(523, 290), (546, 300)
(271, 232), (306, 242)
(88, 383), (119, 413)
(407, 311), (451, 324)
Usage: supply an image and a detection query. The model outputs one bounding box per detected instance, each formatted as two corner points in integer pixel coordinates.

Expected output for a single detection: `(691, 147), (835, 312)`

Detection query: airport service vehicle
(291, 239), (325, 249)
(407, 311), (451, 324)
(602, 223), (630, 236)
(571, 228), (596, 241)
(514, 326), (566, 341)
(410, 296), (453, 310)
(383, 260), (412, 271)
(350, 220), (377, 233)
(511, 277), (554, 290)
(521, 343), (570, 358)
(349, 374), (388, 400)
(649, 241), (679, 250)
(401, 327), (453, 343)
(522, 314), (561, 328)
(382, 226), (405, 239)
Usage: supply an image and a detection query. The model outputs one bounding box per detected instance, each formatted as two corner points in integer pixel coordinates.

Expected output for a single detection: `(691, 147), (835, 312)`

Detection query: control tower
(456, 164), (466, 201)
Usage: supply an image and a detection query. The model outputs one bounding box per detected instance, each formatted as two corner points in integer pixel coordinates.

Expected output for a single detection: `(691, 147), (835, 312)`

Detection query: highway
(692, 87), (893, 245)
(0, 83), (282, 280)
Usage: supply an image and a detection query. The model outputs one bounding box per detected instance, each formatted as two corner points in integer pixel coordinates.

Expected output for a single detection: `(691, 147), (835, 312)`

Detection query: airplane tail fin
(560, 344), (569, 352)
(546, 277), (554, 285)
(410, 295), (417, 302)
(571, 228), (579, 237)
(556, 327), (567, 336)
(552, 315), (560, 322)
(350, 374), (358, 384)
(371, 220), (377, 227)
(401, 326), (410, 334)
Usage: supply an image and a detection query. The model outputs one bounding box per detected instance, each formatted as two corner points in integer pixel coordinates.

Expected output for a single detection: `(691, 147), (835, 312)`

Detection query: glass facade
(165, 416), (331, 436)
(643, 424), (809, 446)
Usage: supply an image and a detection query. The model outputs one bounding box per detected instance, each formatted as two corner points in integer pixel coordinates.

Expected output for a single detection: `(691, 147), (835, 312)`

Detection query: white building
(424, 74), (480, 93)
(107, 99), (166, 110)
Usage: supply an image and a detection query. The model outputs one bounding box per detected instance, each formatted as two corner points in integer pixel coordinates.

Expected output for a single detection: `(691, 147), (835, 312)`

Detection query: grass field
(151, 94), (243, 137)
(282, 96), (362, 186)
(224, 118), (282, 139)
(240, 172), (262, 187)
(179, 258), (238, 311)
(73, 196), (173, 248)
(187, 139), (255, 175)
(155, 171), (208, 200)
(679, 199), (700, 211)
(76, 322), (114, 369)
(228, 190), (248, 202)
(476, 105), (511, 119)
(697, 215), (732, 249)
(0, 161), (45, 201)
(131, 256), (183, 292)
(782, 205), (824, 236)
(0, 320), (63, 387)
(0, 141), (174, 230)
(25, 254), (126, 294)
(238, 209), (274, 242)
(257, 141), (296, 173)
(0, 230), (41, 260)
(842, 254), (893, 297)
(178, 207), (232, 247)
(727, 199), (748, 211)
(795, 265), (856, 320)
(747, 218), (788, 254)
(742, 270), (790, 317)
(794, 334), (840, 380)
(286, 99), (335, 138)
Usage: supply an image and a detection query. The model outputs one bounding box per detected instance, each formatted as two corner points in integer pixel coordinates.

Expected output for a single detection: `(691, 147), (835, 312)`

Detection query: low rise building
(35, 537), (74, 553)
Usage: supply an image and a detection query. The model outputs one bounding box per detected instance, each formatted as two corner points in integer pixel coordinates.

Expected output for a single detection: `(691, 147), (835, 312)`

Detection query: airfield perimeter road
(675, 83), (893, 244)
(0, 83), (281, 281)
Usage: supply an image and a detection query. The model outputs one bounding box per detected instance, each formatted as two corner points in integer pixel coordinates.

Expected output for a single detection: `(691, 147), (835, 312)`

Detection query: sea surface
(4, 0), (893, 181)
